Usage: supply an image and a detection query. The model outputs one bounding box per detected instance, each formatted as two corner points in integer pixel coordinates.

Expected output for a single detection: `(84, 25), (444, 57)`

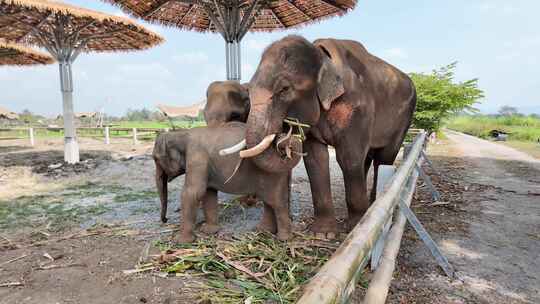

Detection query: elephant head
(152, 131), (188, 222)
(231, 35), (344, 172)
(204, 81), (250, 127)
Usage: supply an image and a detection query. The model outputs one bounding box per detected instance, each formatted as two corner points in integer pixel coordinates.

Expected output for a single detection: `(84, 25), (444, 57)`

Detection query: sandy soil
(2, 132), (538, 303)
(387, 131), (540, 304)
(0, 136), (352, 304)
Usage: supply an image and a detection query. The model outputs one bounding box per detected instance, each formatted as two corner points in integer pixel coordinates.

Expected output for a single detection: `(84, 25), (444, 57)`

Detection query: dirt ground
(0, 136), (351, 304)
(1, 133), (539, 303)
(387, 131), (540, 304)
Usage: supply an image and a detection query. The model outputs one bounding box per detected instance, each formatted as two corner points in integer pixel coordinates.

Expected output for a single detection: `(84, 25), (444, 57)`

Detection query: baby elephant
(152, 122), (302, 242)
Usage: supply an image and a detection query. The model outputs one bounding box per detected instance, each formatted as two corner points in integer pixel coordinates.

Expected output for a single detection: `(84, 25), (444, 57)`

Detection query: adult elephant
(204, 80), (250, 127)
(227, 35), (416, 234)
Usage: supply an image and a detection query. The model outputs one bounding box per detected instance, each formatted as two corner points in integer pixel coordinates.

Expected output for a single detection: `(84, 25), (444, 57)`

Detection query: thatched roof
(102, 0), (357, 33)
(0, 106), (19, 120)
(75, 112), (97, 118)
(157, 102), (205, 118)
(0, 0), (164, 54)
(0, 39), (54, 65)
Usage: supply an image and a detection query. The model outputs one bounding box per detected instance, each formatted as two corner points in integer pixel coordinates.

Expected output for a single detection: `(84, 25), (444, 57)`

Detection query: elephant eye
(279, 85), (291, 95)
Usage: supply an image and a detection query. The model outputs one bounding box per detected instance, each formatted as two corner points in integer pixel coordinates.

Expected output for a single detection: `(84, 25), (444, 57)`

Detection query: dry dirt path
(386, 131), (539, 304)
(434, 131), (540, 303)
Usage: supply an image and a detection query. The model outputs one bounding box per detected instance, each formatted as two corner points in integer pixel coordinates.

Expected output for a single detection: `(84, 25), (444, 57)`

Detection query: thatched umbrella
(0, 105), (19, 120)
(103, 0), (357, 81)
(0, 0), (164, 163)
(0, 39), (54, 65)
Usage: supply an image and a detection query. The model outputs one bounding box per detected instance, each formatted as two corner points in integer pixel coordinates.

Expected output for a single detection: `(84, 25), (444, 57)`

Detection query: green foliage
(446, 114), (540, 142)
(410, 62), (484, 132)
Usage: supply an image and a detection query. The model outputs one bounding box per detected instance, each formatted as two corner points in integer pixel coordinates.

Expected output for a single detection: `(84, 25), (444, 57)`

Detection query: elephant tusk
(239, 134), (277, 158)
(219, 139), (247, 156)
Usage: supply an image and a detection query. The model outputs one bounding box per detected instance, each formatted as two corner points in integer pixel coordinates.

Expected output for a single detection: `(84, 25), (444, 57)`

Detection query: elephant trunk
(155, 160), (168, 223)
(244, 102), (302, 173)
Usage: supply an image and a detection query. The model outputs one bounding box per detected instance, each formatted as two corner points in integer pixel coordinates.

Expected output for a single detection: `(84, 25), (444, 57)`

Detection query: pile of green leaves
(410, 62), (484, 132)
(153, 232), (340, 303)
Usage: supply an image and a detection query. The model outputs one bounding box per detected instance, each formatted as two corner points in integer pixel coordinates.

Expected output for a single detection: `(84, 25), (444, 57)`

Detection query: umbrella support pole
(225, 40), (241, 81)
(204, 0), (263, 81)
(59, 59), (79, 164)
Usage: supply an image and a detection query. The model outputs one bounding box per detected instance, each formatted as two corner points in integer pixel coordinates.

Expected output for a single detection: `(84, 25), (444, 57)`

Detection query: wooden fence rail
(0, 127), (167, 145)
(296, 131), (427, 304)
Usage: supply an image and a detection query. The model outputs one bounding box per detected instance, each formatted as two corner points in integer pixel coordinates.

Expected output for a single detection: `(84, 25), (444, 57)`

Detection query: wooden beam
(178, 4), (196, 26)
(318, 0), (345, 11)
(143, 0), (171, 18)
(269, 9), (284, 28)
(287, 0), (312, 20)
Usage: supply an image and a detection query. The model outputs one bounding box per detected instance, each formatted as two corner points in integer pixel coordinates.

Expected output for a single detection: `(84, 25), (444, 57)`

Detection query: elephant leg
(370, 159), (380, 203)
(261, 176), (291, 240)
(336, 146), (370, 230)
(155, 162), (168, 223)
(303, 138), (337, 233)
(200, 189), (220, 235)
(257, 203), (277, 234)
(178, 166), (208, 243)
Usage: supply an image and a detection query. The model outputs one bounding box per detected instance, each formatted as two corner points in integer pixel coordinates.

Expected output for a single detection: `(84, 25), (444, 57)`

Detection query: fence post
(29, 127), (34, 146)
(105, 126), (110, 144)
(132, 128), (138, 145)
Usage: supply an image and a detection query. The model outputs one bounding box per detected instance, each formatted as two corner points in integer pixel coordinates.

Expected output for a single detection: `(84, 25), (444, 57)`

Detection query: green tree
(410, 62), (484, 132)
(498, 105), (519, 116)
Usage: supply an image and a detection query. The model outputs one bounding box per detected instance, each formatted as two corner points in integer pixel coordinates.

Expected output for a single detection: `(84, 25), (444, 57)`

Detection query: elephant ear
(317, 56), (345, 111)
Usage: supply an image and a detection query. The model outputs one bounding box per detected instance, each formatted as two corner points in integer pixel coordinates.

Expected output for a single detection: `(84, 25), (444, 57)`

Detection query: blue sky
(1, 0), (539, 116)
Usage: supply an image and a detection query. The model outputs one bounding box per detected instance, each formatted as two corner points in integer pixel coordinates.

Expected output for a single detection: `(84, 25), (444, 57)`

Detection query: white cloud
(173, 51), (210, 65)
(245, 38), (271, 52)
(382, 48), (408, 60)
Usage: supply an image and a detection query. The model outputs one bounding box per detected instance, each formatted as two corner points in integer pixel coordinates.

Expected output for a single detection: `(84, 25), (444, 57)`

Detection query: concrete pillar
(59, 60), (79, 164)
(105, 126), (110, 145)
(29, 127), (34, 146)
(132, 128), (138, 145)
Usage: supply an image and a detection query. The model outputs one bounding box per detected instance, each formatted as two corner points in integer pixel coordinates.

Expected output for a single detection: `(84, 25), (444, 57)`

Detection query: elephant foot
(161, 216), (168, 223)
(276, 230), (291, 241)
(175, 232), (195, 244)
(310, 215), (338, 234)
(200, 223), (220, 235)
(256, 220), (277, 234)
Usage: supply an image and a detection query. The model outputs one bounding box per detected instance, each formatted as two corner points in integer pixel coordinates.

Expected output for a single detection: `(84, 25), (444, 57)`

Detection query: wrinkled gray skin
(243, 36), (416, 233)
(203, 81), (250, 127)
(202, 80), (260, 206)
(152, 123), (302, 242)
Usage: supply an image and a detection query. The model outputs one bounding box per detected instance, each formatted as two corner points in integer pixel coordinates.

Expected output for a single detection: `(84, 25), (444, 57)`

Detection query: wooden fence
(297, 130), (432, 304)
(0, 127), (167, 145)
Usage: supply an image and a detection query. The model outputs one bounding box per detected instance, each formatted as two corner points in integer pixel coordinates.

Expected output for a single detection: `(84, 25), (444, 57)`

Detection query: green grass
(502, 141), (540, 159)
(0, 182), (159, 231)
(117, 120), (206, 129)
(446, 115), (540, 142)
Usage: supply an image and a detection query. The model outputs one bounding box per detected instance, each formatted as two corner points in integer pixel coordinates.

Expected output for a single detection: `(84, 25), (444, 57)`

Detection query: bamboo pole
(296, 132), (426, 304)
(362, 162), (420, 304)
